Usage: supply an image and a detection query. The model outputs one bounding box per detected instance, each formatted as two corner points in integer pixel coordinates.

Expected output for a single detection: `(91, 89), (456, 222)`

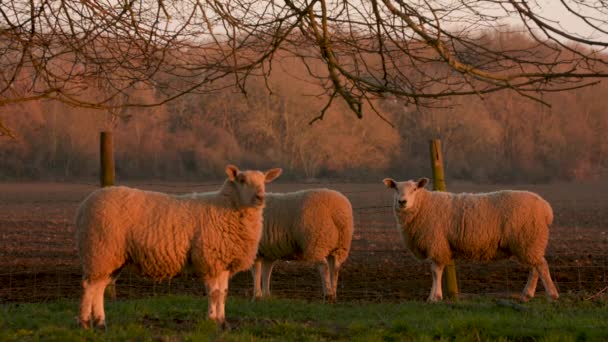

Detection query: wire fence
(1, 181), (607, 304)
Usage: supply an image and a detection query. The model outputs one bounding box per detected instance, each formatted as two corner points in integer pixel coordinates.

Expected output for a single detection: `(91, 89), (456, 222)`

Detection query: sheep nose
(398, 200), (406, 206)
(255, 194), (265, 202)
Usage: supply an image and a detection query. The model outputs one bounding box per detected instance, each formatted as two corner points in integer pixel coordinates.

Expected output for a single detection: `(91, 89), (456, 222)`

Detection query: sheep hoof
(217, 320), (230, 332)
(94, 320), (107, 331)
(519, 294), (533, 303)
(79, 319), (91, 330)
(426, 296), (442, 303)
(325, 295), (337, 304)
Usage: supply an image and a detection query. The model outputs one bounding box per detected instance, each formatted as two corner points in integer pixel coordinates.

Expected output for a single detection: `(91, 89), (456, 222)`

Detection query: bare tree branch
(1, 0), (607, 136)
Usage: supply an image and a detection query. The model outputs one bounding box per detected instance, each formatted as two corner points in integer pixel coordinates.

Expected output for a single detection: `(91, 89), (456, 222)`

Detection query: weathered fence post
(100, 131), (117, 299)
(100, 131), (115, 187)
(429, 139), (459, 300)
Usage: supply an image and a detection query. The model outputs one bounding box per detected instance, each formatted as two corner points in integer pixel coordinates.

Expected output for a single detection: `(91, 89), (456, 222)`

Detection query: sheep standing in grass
(251, 189), (354, 303)
(383, 177), (559, 302)
(76, 165), (282, 330)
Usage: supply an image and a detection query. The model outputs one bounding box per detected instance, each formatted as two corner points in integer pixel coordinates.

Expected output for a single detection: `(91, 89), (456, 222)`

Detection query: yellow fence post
(429, 139), (459, 300)
(100, 131), (117, 299)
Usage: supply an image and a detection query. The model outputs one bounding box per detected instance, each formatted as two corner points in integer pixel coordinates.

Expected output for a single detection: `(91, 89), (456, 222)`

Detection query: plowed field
(1, 181), (606, 303)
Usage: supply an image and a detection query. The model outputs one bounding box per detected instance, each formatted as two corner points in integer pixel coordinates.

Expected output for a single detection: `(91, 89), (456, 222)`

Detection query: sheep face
(383, 177), (429, 211)
(226, 165), (282, 207)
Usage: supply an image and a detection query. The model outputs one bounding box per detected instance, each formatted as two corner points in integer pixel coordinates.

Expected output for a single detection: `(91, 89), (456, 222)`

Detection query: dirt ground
(1, 181), (607, 304)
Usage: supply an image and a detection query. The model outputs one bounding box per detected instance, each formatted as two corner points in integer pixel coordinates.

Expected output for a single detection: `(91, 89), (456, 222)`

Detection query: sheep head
(383, 177), (429, 211)
(225, 165), (282, 207)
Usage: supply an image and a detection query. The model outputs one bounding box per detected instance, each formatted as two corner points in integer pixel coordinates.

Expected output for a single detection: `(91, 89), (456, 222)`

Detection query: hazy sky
(528, 1), (608, 41)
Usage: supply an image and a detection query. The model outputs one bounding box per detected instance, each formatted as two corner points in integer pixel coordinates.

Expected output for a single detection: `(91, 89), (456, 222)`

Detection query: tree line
(1, 34), (607, 183)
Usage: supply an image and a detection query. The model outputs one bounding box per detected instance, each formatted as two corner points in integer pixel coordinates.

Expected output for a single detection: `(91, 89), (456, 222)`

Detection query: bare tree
(1, 0), (607, 137)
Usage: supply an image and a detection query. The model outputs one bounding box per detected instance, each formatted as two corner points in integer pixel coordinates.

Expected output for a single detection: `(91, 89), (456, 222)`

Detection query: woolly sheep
(251, 189), (354, 303)
(382, 177), (559, 302)
(76, 165), (282, 330)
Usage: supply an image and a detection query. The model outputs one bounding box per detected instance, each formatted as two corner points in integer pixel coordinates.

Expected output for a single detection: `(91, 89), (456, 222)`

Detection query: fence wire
(1, 182), (607, 303)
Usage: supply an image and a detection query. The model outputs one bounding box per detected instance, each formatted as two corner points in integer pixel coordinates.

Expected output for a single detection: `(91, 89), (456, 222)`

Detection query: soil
(1, 181), (606, 304)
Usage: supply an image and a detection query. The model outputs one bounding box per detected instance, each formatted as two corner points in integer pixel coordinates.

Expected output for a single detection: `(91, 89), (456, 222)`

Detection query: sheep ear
(383, 178), (397, 189)
(264, 168), (282, 183)
(417, 178), (429, 189)
(225, 164), (239, 181)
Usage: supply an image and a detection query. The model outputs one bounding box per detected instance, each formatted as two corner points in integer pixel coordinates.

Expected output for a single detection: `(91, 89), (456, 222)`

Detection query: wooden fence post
(429, 139), (459, 300)
(100, 131), (115, 187)
(100, 131), (116, 299)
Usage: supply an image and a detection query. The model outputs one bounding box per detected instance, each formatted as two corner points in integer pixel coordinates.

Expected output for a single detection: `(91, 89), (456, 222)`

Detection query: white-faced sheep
(383, 177), (559, 302)
(76, 165), (282, 330)
(251, 189), (354, 303)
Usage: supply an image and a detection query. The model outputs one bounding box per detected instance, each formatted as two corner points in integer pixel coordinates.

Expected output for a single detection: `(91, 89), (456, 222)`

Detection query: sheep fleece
(396, 189), (553, 265)
(76, 186), (263, 280)
(258, 189), (353, 263)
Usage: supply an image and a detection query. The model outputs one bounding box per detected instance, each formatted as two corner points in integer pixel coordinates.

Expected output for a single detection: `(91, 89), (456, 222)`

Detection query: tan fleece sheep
(251, 189), (354, 303)
(383, 177), (559, 302)
(76, 165), (282, 330)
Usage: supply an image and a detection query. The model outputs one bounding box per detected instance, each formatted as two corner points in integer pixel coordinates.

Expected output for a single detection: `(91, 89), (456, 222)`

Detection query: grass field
(1, 294), (607, 341)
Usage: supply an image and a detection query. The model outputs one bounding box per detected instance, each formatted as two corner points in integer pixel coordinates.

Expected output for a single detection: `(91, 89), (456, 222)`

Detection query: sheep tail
(333, 203), (354, 263)
(544, 200), (554, 227)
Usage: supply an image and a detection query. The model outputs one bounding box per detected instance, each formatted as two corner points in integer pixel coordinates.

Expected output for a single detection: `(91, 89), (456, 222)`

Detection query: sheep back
(76, 186), (263, 280)
(398, 189), (553, 265)
(259, 189), (353, 263)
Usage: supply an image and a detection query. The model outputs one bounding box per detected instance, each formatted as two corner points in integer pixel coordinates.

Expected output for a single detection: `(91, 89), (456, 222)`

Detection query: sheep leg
(80, 277), (111, 330)
(216, 270), (230, 330)
(521, 268), (539, 302)
(261, 260), (275, 298)
(317, 260), (333, 302)
(204, 277), (220, 323)
(536, 258), (559, 301)
(251, 259), (263, 299)
(428, 262), (444, 302)
(328, 255), (339, 303)
(79, 279), (94, 329)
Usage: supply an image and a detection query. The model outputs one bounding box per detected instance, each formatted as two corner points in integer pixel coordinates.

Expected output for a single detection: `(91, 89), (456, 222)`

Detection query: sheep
(251, 189), (354, 303)
(76, 164), (282, 330)
(382, 177), (559, 302)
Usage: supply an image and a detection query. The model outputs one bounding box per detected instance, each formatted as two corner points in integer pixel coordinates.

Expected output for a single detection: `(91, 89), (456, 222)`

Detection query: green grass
(1, 295), (606, 341)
